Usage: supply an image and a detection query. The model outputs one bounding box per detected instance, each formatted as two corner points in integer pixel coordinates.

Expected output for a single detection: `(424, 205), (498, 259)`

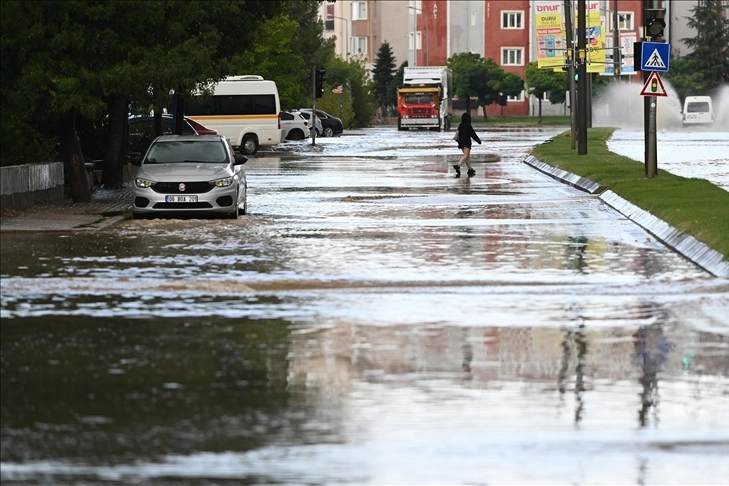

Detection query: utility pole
(613, 0), (621, 81)
(642, 1), (650, 174)
(577, 0), (588, 155)
(642, 0), (662, 178)
(564, 0), (577, 150)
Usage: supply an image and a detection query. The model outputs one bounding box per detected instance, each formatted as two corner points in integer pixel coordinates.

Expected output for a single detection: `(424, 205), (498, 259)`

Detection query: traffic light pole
(577, 0), (588, 155)
(311, 66), (317, 146)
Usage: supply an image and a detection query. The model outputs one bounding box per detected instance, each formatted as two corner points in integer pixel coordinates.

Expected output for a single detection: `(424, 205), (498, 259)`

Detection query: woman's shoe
(453, 164), (461, 175)
(467, 168), (476, 176)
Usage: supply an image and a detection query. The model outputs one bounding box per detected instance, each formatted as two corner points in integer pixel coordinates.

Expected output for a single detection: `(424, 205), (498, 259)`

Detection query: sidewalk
(0, 184), (132, 233)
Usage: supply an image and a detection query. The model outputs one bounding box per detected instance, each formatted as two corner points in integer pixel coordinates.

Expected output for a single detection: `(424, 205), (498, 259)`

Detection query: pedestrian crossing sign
(640, 42), (670, 72)
(640, 71), (668, 97)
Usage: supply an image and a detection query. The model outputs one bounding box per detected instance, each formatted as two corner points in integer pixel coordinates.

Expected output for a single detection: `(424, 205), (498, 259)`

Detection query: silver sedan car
(131, 135), (248, 219)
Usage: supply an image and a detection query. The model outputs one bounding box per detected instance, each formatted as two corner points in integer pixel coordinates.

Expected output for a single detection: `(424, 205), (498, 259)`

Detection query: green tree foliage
(496, 72), (527, 109)
(372, 41), (397, 111)
(447, 52), (485, 113)
(386, 61), (408, 117)
(667, 0), (729, 99)
(233, 15), (305, 110)
(282, 0), (335, 108)
(447, 53), (522, 119)
(0, 0), (330, 197)
(475, 58), (509, 119)
(525, 62), (568, 123)
(317, 56), (376, 128)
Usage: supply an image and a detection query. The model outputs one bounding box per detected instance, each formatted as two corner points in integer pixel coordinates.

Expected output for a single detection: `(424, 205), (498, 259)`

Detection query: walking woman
(453, 112), (481, 177)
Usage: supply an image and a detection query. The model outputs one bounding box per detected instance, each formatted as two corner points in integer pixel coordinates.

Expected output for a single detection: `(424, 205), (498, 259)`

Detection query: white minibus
(682, 96), (714, 126)
(186, 75), (281, 155)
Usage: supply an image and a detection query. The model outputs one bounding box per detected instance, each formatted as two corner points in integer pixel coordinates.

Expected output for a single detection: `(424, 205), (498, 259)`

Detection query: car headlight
(210, 177), (233, 187)
(135, 178), (156, 188)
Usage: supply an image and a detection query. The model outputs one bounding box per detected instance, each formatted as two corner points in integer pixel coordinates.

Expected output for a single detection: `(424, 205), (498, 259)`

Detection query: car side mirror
(234, 154), (248, 165)
(129, 155), (142, 166)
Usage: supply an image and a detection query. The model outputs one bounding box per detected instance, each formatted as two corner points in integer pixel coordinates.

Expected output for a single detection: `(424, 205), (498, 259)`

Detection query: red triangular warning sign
(640, 71), (668, 97)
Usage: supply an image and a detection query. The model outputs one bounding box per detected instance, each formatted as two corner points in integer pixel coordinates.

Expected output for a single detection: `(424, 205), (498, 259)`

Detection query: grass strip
(530, 127), (729, 261)
(460, 115), (571, 126)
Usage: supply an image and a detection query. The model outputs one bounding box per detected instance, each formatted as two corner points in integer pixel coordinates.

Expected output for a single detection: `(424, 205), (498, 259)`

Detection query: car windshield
(145, 141), (228, 164)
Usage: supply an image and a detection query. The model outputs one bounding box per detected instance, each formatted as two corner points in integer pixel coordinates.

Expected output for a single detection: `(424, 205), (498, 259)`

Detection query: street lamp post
(331, 15), (350, 60)
(408, 6), (429, 66)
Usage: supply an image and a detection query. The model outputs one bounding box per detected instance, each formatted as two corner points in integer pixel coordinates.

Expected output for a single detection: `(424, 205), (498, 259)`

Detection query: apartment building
(319, 1), (675, 117)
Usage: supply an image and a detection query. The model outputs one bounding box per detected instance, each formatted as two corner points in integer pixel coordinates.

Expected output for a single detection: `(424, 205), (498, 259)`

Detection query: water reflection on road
(2, 127), (728, 484)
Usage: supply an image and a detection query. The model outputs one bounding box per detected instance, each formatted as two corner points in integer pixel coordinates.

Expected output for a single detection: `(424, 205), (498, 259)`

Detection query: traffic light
(315, 69), (326, 98)
(651, 77), (658, 93)
(645, 17), (665, 39)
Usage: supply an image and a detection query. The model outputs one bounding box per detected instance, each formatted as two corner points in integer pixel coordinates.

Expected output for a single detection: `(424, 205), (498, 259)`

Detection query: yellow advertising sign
(535, 1), (566, 69)
(585, 9), (606, 73)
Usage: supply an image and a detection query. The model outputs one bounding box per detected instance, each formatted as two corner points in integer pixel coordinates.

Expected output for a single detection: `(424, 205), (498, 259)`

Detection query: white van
(186, 75), (281, 155)
(682, 96), (714, 126)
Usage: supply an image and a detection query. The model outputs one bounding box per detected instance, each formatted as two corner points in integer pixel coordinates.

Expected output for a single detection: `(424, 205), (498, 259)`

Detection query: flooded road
(2, 127), (728, 484)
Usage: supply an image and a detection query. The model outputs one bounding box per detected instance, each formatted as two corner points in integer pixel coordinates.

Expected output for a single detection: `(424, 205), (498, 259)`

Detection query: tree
(666, 0), (729, 100)
(525, 62), (567, 123)
(474, 58), (509, 120)
(495, 72), (526, 114)
(386, 61), (408, 117)
(281, 0), (335, 108)
(318, 56), (376, 128)
(447, 52), (487, 113)
(372, 41), (397, 112)
(0, 0), (321, 196)
(233, 15), (306, 110)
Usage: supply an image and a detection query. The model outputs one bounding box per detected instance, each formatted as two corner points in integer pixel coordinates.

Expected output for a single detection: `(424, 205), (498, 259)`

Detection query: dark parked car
(299, 108), (343, 137)
(128, 115), (217, 156)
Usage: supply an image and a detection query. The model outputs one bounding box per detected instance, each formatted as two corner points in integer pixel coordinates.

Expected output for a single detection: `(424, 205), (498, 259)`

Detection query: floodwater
(2, 127), (728, 484)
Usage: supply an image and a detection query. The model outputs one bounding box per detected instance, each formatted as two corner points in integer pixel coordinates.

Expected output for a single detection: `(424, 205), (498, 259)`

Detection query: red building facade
(409, 0), (649, 118)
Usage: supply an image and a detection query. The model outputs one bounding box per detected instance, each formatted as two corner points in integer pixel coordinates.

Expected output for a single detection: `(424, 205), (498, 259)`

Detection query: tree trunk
(102, 95), (128, 188)
(482, 105), (488, 121)
(538, 98), (543, 125)
(59, 109), (92, 203)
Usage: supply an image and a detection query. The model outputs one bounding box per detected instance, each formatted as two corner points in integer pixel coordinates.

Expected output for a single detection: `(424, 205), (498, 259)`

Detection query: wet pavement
(1, 126), (728, 485)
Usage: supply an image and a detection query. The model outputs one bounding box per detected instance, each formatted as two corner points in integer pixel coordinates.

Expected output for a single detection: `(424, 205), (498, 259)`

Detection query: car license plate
(166, 195), (198, 203)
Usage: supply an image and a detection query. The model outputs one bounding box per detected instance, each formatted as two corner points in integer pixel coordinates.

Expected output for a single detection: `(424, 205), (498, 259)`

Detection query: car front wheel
(323, 127), (334, 137)
(287, 129), (305, 141)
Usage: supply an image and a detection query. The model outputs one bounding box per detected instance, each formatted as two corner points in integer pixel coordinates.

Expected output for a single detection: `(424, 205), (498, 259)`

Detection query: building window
(408, 32), (422, 50)
(325, 4), (334, 31)
(502, 11), (524, 29)
(352, 1), (367, 20)
(353, 36), (367, 55)
(618, 12), (634, 30)
(502, 48), (524, 66)
(508, 91), (525, 102)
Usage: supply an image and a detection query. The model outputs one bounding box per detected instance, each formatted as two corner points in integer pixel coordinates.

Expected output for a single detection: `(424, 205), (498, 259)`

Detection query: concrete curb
(523, 155), (729, 279)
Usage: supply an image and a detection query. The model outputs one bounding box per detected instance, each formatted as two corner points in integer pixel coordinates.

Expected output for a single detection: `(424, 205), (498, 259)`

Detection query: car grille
(152, 202), (213, 209)
(152, 182), (213, 194)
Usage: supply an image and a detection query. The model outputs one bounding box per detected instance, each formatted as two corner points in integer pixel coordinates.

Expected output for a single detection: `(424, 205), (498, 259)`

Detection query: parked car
(128, 115), (218, 156)
(297, 110), (323, 137)
(131, 135), (248, 219)
(280, 111), (310, 140)
(299, 108), (343, 137)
